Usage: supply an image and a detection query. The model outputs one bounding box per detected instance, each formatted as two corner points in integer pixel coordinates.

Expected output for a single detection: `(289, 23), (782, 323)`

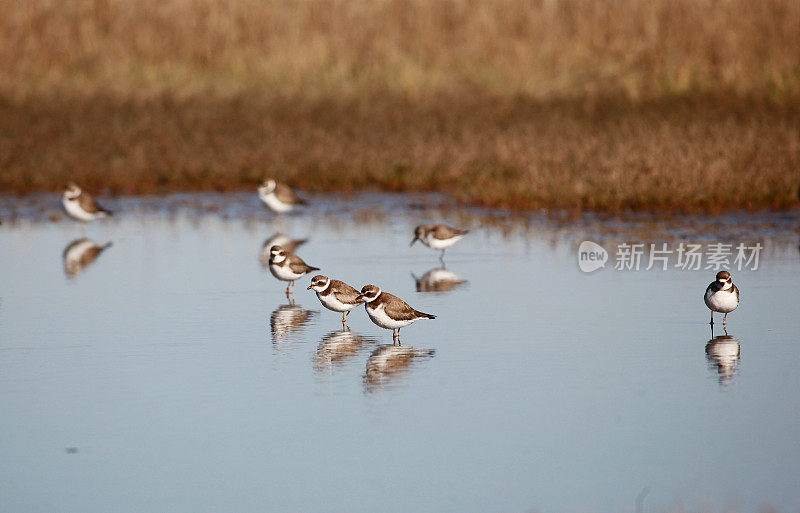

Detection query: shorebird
(268, 245), (319, 297)
(62, 183), (113, 221)
(258, 179), (306, 215)
(260, 233), (308, 267)
(410, 224), (468, 261)
(704, 270), (740, 326)
(356, 284), (436, 343)
(307, 275), (362, 326)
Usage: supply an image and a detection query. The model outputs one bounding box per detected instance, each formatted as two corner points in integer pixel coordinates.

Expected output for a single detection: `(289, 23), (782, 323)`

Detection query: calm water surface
(1, 193), (799, 513)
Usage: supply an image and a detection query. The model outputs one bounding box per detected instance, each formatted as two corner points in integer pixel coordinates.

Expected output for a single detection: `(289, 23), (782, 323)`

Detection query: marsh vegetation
(1, 0), (798, 210)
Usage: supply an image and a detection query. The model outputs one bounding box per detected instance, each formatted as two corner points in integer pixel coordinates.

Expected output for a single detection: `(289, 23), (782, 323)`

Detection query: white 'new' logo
(578, 241), (608, 273)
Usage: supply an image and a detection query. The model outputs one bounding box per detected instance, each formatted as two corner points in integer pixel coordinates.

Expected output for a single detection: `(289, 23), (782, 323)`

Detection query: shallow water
(1, 193), (799, 513)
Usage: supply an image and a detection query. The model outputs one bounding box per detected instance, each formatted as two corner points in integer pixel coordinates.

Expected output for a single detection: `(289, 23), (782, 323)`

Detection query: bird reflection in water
(269, 303), (316, 349)
(313, 329), (378, 375)
(63, 238), (112, 277)
(705, 325), (741, 386)
(412, 267), (467, 293)
(363, 344), (435, 393)
(260, 233), (308, 268)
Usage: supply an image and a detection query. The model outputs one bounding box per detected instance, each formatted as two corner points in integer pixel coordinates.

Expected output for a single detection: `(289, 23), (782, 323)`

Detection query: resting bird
(62, 183), (113, 221)
(356, 284), (436, 343)
(704, 270), (740, 327)
(308, 275), (362, 326)
(268, 245), (319, 297)
(410, 224), (468, 260)
(258, 179), (306, 215)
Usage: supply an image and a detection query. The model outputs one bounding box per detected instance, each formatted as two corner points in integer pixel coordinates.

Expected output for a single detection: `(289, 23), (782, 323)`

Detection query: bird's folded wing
(275, 183), (303, 205)
(433, 225), (466, 239)
(381, 294), (420, 321)
(288, 254), (316, 274)
(79, 193), (101, 213)
(331, 280), (361, 305)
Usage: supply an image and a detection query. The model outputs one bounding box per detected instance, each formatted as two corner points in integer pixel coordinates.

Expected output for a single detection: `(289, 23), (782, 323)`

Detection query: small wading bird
(260, 233), (307, 267)
(307, 275), (362, 327)
(410, 224), (468, 261)
(62, 183), (113, 221)
(356, 284), (436, 343)
(704, 270), (740, 327)
(268, 245), (319, 297)
(258, 179), (306, 215)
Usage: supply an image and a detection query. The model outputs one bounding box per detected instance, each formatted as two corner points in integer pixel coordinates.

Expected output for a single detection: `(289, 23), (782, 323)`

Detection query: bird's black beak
(355, 294), (365, 302)
(307, 285), (313, 290)
(410, 237), (418, 247)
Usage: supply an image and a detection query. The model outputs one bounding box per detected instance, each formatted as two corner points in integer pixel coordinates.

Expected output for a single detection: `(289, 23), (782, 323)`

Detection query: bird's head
(63, 183), (82, 199)
(356, 284), (381, 303)
(307, 275), (330, 291)
(269, 245), (286, 263)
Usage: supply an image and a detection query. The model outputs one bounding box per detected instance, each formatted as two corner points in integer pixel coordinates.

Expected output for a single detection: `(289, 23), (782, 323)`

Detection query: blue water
(1, 193), (799, 513)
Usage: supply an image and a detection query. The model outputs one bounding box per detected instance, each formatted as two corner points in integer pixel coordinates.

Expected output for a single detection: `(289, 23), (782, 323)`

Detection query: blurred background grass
(1, 0), (799, 210)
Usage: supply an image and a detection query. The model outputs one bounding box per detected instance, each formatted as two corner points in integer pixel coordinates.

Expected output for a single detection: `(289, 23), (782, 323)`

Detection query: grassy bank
(1, 0), (799, 211)
(2, 93), (798, 212)
(3, 0), (799, 100)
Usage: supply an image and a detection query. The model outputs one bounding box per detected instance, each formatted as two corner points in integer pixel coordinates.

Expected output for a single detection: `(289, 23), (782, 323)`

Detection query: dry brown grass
(0, 0), (799, 210)
(2, 93), (798, 211)
(2, 0), (799, 100)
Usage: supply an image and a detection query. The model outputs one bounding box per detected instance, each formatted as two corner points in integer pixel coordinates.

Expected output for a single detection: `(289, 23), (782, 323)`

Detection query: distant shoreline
(2, 93), (798, 213)
(2, 191), (798, 248)
(3, 0), (799, 212)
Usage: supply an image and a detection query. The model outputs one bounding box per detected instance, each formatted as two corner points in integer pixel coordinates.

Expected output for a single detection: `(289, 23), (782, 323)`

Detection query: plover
(260, 233), (308, 267)
(62, 238), (112, 277)
(410, 224), (468, 260)
(363, 344), (435, 393)
(61, 183), (112, 221)
(704, 270), (740, 326)
(268, 245), (319, 296)
(258, 179), (306, 215)
(307, 275), (362, 326)
(356, 284), (436, 343)
(412, 267), (467, 293)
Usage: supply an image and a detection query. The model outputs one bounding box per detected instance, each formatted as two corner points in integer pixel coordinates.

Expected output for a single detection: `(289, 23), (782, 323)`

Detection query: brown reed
(0, 0), (798, 211)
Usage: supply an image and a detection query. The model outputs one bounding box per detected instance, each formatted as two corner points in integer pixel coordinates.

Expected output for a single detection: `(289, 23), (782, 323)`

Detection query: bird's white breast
(260, 191), (293, 213)
(62, 197), (95, 221)
(269, 261), (303, 281)
(424, 233), (463, 250)
(318, 292), (358, 313)
(366, 303), (415, 329)
(704, 288), (739, 313)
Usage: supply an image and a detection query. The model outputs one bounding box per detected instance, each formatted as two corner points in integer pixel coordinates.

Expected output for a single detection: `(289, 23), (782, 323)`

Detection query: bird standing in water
(704, 270), (740, 327)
